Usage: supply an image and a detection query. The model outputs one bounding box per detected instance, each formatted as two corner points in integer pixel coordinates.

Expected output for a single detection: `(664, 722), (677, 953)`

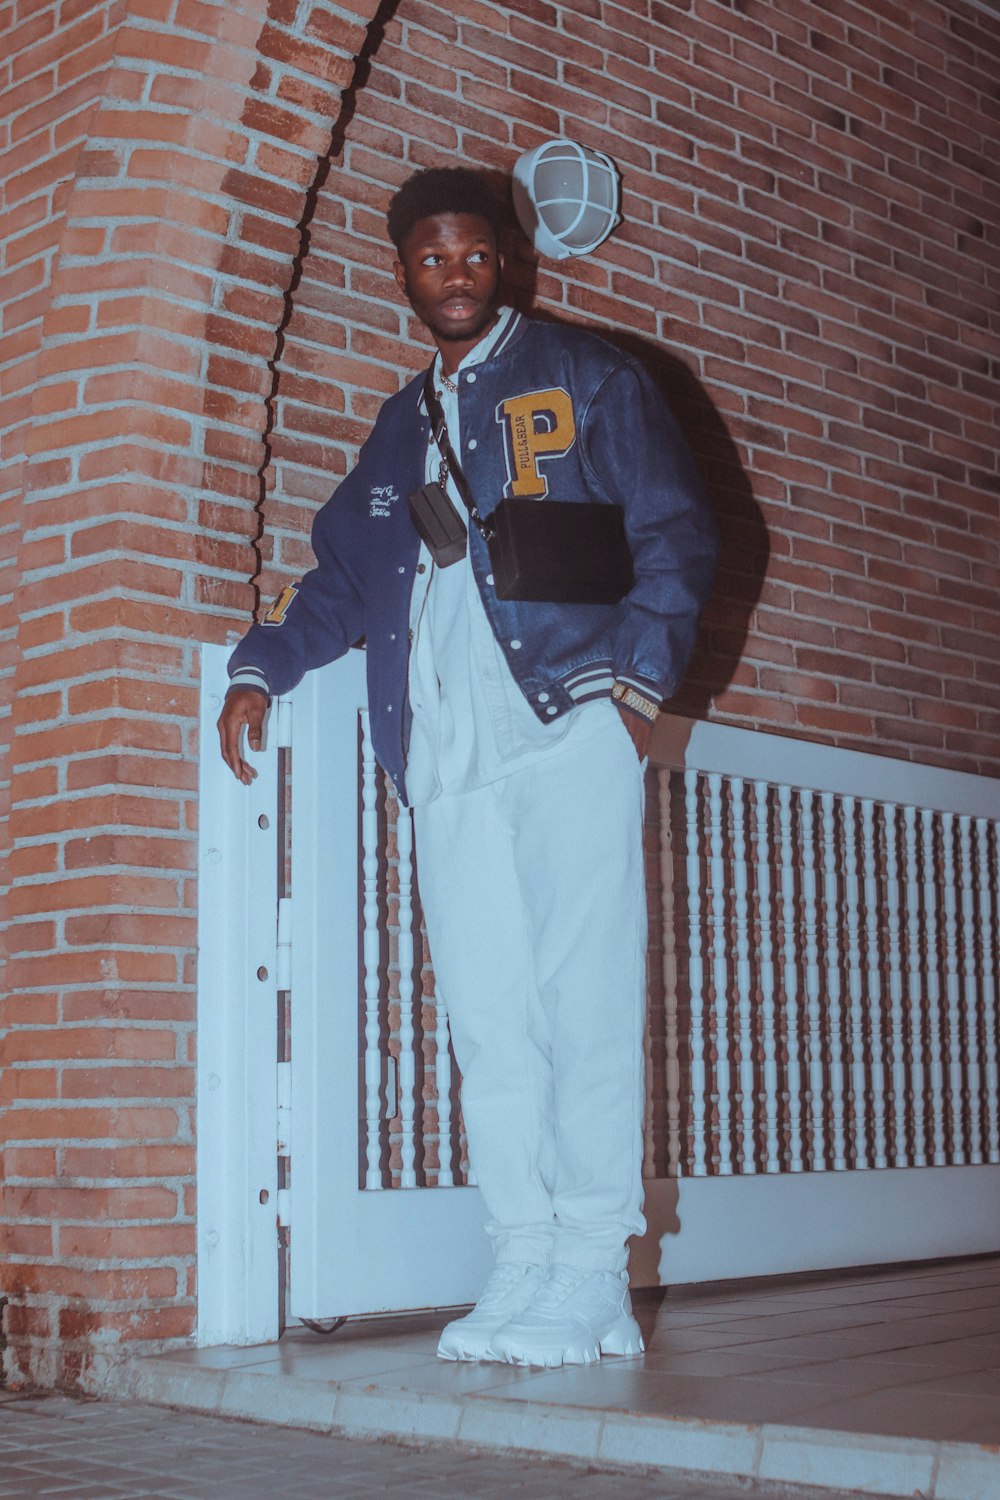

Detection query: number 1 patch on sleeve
(263, 585), (297, 626)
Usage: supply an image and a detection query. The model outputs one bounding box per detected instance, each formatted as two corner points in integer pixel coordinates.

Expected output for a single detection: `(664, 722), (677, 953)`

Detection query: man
(219, 167), (717, 1367)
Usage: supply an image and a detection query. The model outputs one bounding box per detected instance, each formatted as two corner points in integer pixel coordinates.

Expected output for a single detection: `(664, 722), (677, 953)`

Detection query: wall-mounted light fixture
(512, 137), (622, 260)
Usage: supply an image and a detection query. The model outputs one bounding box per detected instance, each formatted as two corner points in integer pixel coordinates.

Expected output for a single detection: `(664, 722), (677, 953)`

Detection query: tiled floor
(0, 1392), (869, 1499)
(98, 1255), (1000, 1499)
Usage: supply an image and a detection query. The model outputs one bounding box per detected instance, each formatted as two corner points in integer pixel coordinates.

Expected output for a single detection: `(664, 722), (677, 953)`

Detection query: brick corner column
(1, 0), (383, 1390)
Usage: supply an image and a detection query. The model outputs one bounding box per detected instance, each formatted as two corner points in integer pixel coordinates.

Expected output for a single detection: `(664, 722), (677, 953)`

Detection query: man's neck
(435, 310), (502, 376)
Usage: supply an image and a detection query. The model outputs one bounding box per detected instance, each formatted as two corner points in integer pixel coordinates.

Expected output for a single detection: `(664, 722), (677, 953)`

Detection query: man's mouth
(438, 297), (481, 319)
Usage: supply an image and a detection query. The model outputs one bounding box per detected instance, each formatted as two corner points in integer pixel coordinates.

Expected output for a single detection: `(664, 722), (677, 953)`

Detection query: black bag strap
(423, 371), (497, 543)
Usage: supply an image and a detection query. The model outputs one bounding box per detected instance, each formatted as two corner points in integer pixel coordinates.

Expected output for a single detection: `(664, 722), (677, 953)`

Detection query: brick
(58, 1304), (196, 1342)
(3, 1113), (180, 1148)
(3, 920), (59, 954)
(4, 952), (113, 989)
(1, 1067), (58, 1102)
(7, 842), (60, 877)
(0, 1303), (55, 1341)
(64, 753), (197, 795)
(3, 1028), (178, 1064)
(59, 1223), (196, 1259)
(58, 1065), (194, 1100)
(10, 690), (64, 729)
(2, 1147), (59, 1178)
(8, 869), (184, 917)
(12, 1264), (179, 1299)
(12, 717), (183, 774)
(63, 912), (195, 948)
(66, 676), (197, 720)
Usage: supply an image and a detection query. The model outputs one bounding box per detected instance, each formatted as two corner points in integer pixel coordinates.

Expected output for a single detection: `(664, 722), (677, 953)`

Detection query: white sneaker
(436, 1263), (549, 1361)
(488, 1264), (645, 1367)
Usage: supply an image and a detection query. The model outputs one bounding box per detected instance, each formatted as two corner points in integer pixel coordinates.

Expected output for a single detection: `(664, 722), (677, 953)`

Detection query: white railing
(645, 765), (999, 1180)
(356, 711), (469, 1191)
(331, 706), (1000, 1192)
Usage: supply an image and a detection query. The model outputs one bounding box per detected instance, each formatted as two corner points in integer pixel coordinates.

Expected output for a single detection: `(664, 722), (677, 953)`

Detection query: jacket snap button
(510, 639), (522, 650)
(486, 573), (494, 585)
(545, 706), (557, 715)
(398, 566), (405, 574)
(466, 372), (477, 383)
(538, 692), (549, 703)
(467, 438), (477, 450)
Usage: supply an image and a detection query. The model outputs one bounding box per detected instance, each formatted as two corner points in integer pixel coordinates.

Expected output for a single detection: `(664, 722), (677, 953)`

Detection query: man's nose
(442, 258), (475, 287)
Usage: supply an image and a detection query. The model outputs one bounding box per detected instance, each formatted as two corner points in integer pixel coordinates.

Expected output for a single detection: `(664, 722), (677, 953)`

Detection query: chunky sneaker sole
(436, 1263), (548, 1362)
(488, 1265), (646, 1368)
(436, 1326), (501, 1362)
(491, 1312), (644, 1367)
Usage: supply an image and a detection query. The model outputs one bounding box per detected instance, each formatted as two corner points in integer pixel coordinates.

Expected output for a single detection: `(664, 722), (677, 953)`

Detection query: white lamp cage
(512, 137), (622, 260)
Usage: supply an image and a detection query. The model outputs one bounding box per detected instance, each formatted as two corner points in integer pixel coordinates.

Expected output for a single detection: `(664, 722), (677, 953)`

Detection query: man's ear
(393, 259), (407, 295)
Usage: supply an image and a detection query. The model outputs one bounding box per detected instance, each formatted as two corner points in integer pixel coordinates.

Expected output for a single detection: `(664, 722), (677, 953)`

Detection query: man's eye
(469, 252), (489, 263)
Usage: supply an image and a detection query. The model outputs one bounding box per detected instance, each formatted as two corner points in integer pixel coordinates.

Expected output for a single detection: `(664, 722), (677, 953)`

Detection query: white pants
(413, 713), (647, 1275)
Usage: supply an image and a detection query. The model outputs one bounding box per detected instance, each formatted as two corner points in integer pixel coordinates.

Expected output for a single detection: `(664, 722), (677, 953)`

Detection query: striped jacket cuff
(228, 666), (271, 699)
(561, 664), (616, 704)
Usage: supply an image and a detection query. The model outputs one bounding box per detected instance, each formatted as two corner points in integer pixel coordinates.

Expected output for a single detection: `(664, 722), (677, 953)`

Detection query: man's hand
(617, 706), (654, 762)
(217, 688), (268, 784)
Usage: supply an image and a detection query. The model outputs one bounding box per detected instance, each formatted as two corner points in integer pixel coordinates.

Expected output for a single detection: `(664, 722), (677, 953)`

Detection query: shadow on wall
(606, 328), (766, 719)
(500, 217), (767, 720)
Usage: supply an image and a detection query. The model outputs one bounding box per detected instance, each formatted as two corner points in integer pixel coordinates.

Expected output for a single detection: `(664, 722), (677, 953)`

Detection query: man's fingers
(244, 698), (266, 761)
(217, 689), (267, 783)
(217, 709), (239, 777)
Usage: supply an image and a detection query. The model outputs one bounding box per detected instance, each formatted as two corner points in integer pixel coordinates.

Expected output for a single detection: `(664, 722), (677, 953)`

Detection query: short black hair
(387, 167), (503, 253)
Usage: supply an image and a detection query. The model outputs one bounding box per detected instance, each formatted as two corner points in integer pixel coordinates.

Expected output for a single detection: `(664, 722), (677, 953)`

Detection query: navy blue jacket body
(228, 312), (718, 803)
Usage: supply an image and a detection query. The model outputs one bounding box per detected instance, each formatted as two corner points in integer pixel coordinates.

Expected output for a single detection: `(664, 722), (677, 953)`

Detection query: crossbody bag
(406, 372), (635, 606)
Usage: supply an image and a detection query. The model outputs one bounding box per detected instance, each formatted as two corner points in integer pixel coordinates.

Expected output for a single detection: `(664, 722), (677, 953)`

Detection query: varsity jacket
(228, 311), (718, 804)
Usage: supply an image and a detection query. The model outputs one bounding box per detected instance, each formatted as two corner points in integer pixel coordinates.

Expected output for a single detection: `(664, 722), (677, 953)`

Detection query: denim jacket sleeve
(227, 468), (367, 700)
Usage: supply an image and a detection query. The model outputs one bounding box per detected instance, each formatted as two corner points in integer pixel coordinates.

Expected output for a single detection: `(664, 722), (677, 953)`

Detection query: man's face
(393, 212), (503, 350)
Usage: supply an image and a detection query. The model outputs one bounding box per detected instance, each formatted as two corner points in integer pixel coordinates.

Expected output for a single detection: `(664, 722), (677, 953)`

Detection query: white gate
(635, 717), (1000, 1286)
(283, 648), (492, 1320)
(197, 643), (1000, 1344)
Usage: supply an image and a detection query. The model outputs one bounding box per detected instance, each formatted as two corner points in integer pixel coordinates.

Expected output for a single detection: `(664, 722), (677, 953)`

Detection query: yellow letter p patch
(496, 388), (576, 498)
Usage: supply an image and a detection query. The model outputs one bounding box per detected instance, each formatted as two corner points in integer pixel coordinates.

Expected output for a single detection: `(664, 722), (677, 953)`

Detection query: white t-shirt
(404, 307), (614, 806)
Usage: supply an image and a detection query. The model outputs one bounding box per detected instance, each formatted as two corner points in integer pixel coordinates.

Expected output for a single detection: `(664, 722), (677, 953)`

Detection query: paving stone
(13, 1260), (1000, 1500)
(0, 1397), (882, 1499)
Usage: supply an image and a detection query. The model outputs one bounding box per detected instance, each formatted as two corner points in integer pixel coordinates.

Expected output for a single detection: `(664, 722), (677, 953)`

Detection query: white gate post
(196, 642), (280, 1346)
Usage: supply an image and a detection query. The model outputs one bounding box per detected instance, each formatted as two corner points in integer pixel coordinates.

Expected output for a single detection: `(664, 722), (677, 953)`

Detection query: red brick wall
(267, 0), (1000, 775)
(2, 0), (998, 1389)
(0, 0), (381, 1388)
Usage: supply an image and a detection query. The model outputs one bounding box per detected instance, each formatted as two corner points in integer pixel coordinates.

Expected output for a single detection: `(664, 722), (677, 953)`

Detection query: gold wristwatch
(612, 682), (660, 724)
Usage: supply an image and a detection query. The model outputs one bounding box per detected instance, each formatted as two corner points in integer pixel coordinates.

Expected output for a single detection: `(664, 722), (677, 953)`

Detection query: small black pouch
(488, 496), (634, 605)
(406, 481), (468, 567)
